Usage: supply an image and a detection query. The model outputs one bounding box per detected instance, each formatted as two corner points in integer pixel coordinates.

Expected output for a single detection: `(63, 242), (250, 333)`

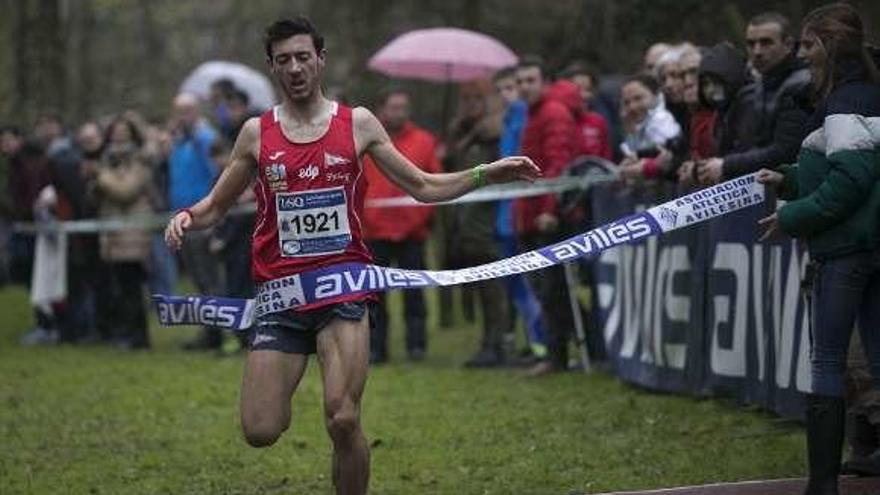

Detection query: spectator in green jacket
(757, 4), (880, 494)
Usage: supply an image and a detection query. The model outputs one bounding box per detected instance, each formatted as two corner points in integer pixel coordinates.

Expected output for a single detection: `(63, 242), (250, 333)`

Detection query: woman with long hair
(757, 4), (880, 494)
(87, 114), (157, 349)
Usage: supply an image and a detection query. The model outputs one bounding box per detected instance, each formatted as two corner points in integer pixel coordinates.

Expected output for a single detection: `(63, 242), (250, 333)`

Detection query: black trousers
(103, 261), (149, 348)
(522, 233), (574, 369)
(368, 239), (427, 359)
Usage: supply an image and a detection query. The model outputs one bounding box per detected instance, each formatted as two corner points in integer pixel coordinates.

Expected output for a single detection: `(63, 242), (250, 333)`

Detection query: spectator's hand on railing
(756, 168), (785, 193)
(677, 160), (696, 185)
(535, 213), (559, 233)
(697, 158), (724, 186)
(758, 213), (780, 242)
(618, 154), (642, 181)
(165, 210), (192, 250)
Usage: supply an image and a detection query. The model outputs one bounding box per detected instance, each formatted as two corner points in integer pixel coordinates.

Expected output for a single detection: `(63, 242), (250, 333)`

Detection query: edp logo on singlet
(298, 165), (320, 180)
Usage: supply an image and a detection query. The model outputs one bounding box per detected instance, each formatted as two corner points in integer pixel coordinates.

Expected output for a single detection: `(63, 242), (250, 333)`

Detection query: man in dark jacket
(697, 12), (811, 185)
(515, 57), (579, 375)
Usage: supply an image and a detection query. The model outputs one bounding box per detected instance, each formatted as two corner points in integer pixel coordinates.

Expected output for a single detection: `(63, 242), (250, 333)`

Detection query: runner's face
(269, 34), (325, 103)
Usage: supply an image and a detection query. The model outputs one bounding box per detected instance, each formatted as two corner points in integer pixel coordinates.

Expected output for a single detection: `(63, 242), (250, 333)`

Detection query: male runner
(164, 17), (539, 495)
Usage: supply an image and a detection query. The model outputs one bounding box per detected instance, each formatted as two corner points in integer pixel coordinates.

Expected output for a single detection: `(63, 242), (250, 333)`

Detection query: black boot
(804, 394), (845, 495)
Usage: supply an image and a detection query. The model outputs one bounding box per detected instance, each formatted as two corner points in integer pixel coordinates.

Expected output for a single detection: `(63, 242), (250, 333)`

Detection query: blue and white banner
(591, 180), (811, 419)
(153, 174), (765, 331)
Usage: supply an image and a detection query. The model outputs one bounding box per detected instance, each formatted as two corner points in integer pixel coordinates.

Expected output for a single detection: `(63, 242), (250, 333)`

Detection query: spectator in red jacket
(560, 64), (613, 160)
(549, 78), (612, 160)
(363, 88), (442, 363)
(515, 57), (579, 376)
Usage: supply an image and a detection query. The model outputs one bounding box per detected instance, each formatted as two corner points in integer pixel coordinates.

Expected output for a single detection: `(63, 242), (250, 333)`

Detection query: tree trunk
(13, 0), (30, 121)
(37, 0), (65, 115)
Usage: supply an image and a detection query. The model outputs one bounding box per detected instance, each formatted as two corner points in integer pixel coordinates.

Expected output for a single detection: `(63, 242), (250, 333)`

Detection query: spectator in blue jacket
(169, 92), (224, 351)
(488, 66), (549, 366)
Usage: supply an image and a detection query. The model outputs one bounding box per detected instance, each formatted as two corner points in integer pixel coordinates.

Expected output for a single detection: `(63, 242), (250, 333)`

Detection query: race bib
(276, 187), (352, 257)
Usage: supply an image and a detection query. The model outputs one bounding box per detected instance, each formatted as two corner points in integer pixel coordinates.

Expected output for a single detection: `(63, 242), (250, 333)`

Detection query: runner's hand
(165, 210), (192, 250)
(482, 156), (541, 184)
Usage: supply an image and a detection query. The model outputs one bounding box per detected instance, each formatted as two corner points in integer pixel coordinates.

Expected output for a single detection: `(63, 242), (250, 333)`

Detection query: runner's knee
(241, 412), (289, 448)
(325, 399), (360, 442)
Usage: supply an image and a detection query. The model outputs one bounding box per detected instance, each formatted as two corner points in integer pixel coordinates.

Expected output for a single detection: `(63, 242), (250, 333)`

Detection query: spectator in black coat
(696, 12), (812, 185)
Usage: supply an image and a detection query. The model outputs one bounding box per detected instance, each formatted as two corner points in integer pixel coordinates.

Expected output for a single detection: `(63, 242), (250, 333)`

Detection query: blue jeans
(811, 248), (880, 396)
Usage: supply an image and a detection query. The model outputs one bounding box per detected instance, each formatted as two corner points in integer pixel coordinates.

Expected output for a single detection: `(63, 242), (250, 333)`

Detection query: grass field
(0, 285), (805, 494)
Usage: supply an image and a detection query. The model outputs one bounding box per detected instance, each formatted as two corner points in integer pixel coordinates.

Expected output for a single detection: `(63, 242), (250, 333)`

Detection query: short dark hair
(748, 12), (793, 40)
(517, 55), (546, 78)
(559, 61), (600, 87)
(264, 16), (325, 59)
(211, 78), (237, 97)
(622, 74), (660, 95)
(493, 66), (517, 82)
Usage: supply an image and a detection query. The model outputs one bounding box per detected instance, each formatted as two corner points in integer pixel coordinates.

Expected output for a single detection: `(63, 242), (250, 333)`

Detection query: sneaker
(20, 327), (59, 347)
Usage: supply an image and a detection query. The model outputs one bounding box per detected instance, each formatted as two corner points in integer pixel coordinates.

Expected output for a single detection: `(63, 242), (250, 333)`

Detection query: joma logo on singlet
(298, 165), (320, 180)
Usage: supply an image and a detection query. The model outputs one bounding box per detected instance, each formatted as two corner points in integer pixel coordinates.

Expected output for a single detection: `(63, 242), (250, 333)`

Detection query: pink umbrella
(368, 28), (518, 82)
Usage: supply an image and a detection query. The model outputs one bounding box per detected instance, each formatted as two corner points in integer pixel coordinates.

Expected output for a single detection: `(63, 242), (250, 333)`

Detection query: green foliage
(0, 286), (805, 494)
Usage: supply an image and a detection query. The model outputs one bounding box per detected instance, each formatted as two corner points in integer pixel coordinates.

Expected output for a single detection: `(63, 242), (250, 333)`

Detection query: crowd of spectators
(0, 79), (258, 351)
(0, 10), (826, 369)
(4, 6), (879, 491)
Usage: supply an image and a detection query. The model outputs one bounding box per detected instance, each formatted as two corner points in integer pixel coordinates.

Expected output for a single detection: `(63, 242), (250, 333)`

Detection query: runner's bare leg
(317, 315), (370, 495)
(240, 350), (309, 447)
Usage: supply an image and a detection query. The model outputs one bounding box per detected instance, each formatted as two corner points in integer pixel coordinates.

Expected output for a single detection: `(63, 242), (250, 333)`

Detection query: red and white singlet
(252, 102), (374, 309)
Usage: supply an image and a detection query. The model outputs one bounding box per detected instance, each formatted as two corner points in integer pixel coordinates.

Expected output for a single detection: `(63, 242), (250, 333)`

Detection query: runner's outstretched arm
(354, 107), (540, 203)
(164, 118), (259, 249)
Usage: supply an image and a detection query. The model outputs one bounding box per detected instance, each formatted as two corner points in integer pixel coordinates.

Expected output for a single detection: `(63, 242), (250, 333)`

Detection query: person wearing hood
(698, 43), (755, 159)
(549, 78), (612, 160)
(696, 12), (811, 185)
